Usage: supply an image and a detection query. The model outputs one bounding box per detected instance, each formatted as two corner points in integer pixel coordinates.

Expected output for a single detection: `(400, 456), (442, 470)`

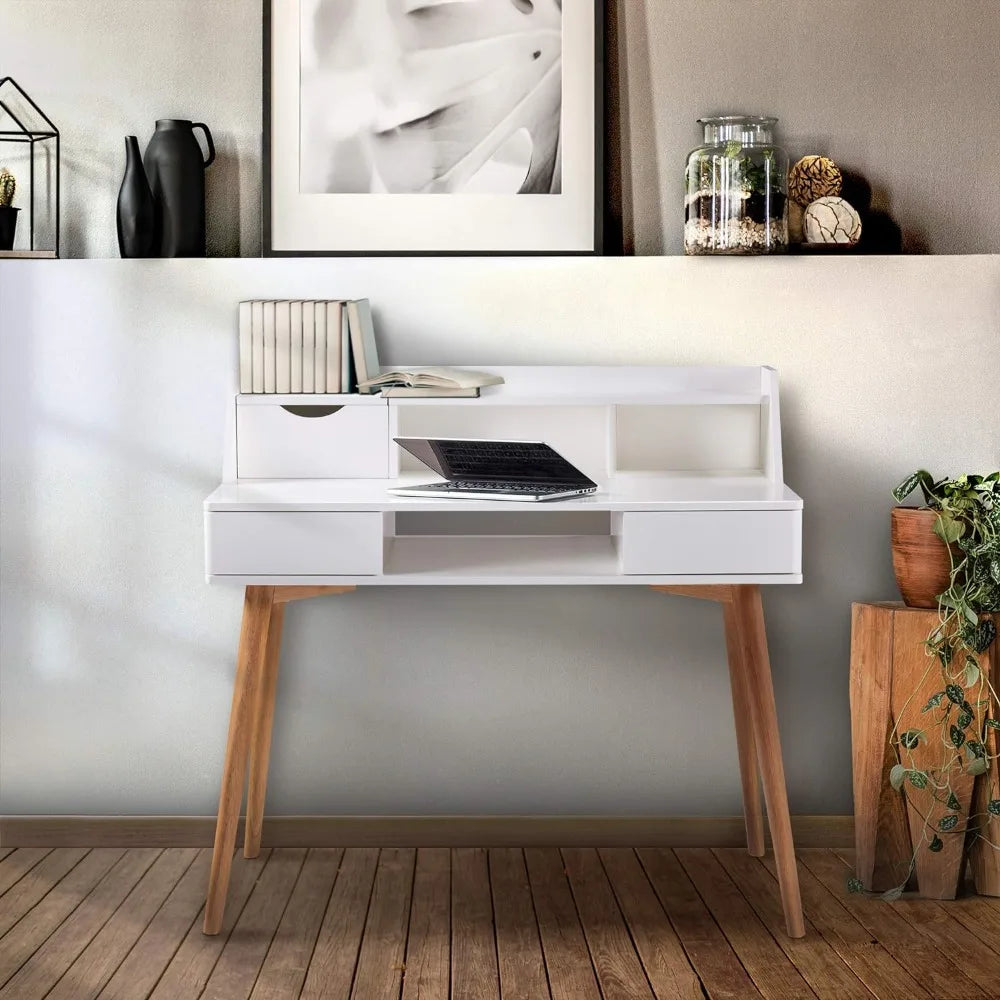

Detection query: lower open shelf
(383, 535), (621, 583)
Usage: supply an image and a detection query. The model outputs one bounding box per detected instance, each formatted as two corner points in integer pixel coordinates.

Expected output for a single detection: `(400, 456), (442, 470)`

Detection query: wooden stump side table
(850, 601), (1000, 898)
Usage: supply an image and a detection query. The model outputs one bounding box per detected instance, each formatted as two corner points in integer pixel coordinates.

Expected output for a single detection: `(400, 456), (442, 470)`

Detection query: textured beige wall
(611, 0), (1000, 254)
(0, 0), (262, 258)
(3, 255), (998, 816)
(2, 0), (998, 257)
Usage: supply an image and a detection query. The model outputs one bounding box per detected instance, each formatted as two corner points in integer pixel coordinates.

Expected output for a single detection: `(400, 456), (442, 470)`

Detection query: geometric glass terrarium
(0, 77), (60, 257)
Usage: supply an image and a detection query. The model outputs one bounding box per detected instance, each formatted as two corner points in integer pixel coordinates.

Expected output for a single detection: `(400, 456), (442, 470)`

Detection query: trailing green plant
(0, 168), (15, 207)
(853, 471), (1000, 900)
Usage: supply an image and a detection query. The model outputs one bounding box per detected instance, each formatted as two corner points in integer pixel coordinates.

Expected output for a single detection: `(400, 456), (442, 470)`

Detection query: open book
(357, 367), (505, 397)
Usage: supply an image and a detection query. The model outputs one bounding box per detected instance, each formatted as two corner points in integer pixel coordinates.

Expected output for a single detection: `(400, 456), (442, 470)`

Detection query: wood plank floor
(0, 846), (996, 1000)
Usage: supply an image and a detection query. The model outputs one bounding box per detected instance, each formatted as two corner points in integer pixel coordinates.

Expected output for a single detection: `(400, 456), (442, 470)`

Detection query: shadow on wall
(206, 133), (242, 258)
(605, 0), (662, 256)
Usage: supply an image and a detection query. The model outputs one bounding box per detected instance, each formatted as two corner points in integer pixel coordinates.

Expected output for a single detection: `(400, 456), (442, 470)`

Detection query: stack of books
(238, 298), (380, 394)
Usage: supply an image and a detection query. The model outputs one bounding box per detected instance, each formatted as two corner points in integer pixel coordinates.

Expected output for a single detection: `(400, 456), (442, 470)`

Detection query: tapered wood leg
(203, 585), (275, 935)
(244, 600), (285, 858)
(731, 585), (805, 938)
(723, 598), (766, 858)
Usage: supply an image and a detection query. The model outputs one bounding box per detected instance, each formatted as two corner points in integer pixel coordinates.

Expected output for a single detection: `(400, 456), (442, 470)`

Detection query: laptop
(390, 437), (598, 502)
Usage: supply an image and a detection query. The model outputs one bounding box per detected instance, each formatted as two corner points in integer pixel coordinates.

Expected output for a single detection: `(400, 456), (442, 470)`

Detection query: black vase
(0, 206), (18, 251)
(116, 136), (156, 258)
(143, 119), (215, 258)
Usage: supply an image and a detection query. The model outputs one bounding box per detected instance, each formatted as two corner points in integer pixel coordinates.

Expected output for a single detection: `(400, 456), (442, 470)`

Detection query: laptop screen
(396, 439), (595, 485)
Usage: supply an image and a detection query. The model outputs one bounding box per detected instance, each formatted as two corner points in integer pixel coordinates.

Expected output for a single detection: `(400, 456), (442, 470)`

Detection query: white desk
(202, 366), (806, 937)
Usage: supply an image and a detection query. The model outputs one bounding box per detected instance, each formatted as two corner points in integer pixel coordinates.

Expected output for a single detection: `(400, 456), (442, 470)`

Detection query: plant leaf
(986, 719), (1000, 730)
(366, 0), (564, 194)
(957, 710), (973, 730)
(939, 814), (959, 831)
(964, 659), (981, 688)
(934, 512), (965, 544)
(881, 886), (904, 902)
(846, 876), (865, 893)
(973, 619), (997, 653)
(988, 800), (1000, 817)
(950, 725), (966, 748)
(946, 684), (965, 705)
(968, 757), (988, 777)
(892, 472), (923, 503)
(899, 730), (924, 750)
(922, 691), (946, 712)
(908, 770), (929, 789)
(947, 792), (961, 811)
(929, 835), (944, 852)
(889, 764), (907, 791)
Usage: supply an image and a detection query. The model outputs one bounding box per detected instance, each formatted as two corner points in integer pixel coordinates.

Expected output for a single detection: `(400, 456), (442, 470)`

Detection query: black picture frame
(262, 0), (605, 257)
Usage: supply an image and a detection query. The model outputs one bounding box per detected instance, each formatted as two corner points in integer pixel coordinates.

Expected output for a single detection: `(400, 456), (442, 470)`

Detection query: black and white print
(299, 0), (563, 195)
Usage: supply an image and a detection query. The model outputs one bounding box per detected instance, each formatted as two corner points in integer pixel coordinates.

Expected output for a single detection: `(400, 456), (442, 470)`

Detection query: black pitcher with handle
(144, 119), (215, 257)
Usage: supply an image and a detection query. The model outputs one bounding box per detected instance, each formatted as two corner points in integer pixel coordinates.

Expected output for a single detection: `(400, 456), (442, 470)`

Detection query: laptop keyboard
(443, 481), (575, 495)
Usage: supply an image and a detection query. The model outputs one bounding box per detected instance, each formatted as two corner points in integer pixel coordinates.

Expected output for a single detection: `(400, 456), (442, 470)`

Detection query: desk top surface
(205, 473), (802, 512)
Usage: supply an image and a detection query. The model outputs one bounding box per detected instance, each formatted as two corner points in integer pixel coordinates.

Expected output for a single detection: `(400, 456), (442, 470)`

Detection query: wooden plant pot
(891, 507), (953, 609)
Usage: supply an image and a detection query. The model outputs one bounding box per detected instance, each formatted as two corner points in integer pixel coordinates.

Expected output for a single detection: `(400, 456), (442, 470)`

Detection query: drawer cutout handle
(280, 405), (344, 418)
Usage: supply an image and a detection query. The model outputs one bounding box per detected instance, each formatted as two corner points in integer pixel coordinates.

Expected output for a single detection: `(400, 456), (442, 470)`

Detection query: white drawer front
(207, 512), (382, 576)
(621, 510), (801, 575)
(237, 403), (389, 478)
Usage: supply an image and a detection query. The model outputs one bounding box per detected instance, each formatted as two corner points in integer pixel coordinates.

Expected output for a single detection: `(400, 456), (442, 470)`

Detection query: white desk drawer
(237, 403), (389, 479)
(207, 512), (382, 576)
(620, 510), (801, 575)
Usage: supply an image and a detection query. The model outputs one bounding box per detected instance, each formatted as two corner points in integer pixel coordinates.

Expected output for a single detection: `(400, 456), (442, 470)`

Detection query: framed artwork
(263, 0), (604, 255)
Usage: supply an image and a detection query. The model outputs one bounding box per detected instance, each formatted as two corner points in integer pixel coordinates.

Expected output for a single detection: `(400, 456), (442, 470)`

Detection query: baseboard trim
(0, 814), (853, 849)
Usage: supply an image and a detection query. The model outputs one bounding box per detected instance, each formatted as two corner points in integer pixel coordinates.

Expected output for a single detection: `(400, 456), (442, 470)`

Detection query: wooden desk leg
(722, 599), (766, 858)
(244, 600), (285, 859)
(732, 584), (805, 938)
(203, 585), (275, 936)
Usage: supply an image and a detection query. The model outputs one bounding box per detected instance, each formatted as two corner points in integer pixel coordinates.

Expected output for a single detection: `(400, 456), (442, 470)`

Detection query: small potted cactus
(0, 168), (18, 251)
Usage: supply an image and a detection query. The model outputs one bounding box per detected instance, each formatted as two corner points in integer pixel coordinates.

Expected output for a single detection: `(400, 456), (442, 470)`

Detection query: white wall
(2, 0), (999, 257)
(2, 255), (998, 817)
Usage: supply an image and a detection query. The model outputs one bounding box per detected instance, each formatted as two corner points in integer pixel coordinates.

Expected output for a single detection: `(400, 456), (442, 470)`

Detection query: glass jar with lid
(684, 116), (788, 255)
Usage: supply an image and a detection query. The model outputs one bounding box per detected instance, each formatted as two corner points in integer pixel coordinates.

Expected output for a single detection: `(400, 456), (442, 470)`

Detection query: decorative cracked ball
(789, 155), (842, 206)
(803, 197), (862, 245)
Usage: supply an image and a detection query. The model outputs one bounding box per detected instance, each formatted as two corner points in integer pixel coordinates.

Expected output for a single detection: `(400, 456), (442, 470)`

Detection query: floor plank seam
(346, 847), (382, 1000)
(0, 848), (94, 954)
(592, 847), (660, 1000)
(482, 847), (504, 1000)
(246, 847), (310, 1000)
(46, 848), (200, 1000)
(394, 846), (420, 1000)
(131, 849), (214, 1000)
(295, 849), (347, 1000)
(519, 849), (555, 1000)
(675, 848), (795, 999)
(190, 849), (274, 1000)
(0, 848), (54, 902)
(711, 849), (855, 1000)
(796, 850), (980, 1000)
(10, 848), (163, 1000)
(678, 848), (819, 1000)
(0, 848), (130, 994)
(558, 846), (624, 1000)
(634, 849), (760, 1000)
